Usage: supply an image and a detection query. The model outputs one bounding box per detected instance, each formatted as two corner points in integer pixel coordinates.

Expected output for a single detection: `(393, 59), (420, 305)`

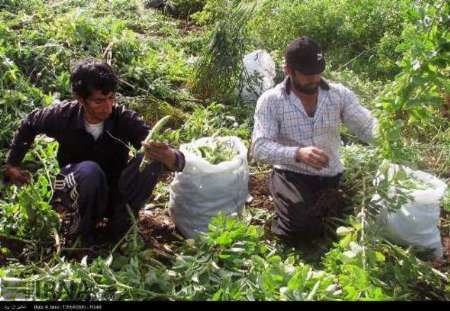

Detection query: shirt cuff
(283, 146), (299, 165)
(5, 149), (23, 167)
(173, 150), (185, 172)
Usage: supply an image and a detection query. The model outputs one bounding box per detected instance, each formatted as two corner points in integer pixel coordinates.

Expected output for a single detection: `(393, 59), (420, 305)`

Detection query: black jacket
(6, 100), (183, 180)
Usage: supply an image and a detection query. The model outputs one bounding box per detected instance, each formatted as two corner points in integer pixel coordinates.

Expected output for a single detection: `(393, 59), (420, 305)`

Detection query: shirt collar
(284, 77), (328, 121)
(75, 103), (85, 130)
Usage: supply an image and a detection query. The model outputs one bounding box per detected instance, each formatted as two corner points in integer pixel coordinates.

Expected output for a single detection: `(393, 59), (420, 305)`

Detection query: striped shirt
(251, 78), (377, 176)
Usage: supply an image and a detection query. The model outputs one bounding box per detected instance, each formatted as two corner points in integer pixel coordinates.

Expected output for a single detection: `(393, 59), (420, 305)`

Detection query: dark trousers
(51, 154), (163, 244)
(269, 169), (343, 247)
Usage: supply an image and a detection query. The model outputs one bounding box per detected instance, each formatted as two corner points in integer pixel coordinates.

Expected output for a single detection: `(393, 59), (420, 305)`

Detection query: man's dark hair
(70, 58), (118, 99)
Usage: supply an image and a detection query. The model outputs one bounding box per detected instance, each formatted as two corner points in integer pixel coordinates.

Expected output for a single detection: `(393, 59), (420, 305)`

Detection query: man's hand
(4, 164), (31, 185)
(296, 146), (329, 170)
(142, 140), (177, 171)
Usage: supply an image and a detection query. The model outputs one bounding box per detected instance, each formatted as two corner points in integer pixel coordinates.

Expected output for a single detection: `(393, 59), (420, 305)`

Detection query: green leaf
(375, 252), (386, 263)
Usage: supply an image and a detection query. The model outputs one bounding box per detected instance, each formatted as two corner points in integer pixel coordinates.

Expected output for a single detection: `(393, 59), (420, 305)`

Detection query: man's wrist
(3, 163), (17, 183)
(164, 149), (185, 172)
(3, 163), (15, 172)
(295, 147), (303, 163)
(4, 159), (21, 169)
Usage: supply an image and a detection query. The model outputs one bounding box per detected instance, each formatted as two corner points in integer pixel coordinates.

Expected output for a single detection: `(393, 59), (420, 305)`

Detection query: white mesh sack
(373, 163), (447, 258)
(169, 136), (249, 238)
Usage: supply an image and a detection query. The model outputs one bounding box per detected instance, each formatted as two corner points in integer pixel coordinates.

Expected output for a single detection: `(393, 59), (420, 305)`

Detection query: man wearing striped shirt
(251, 36), (377, 249)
